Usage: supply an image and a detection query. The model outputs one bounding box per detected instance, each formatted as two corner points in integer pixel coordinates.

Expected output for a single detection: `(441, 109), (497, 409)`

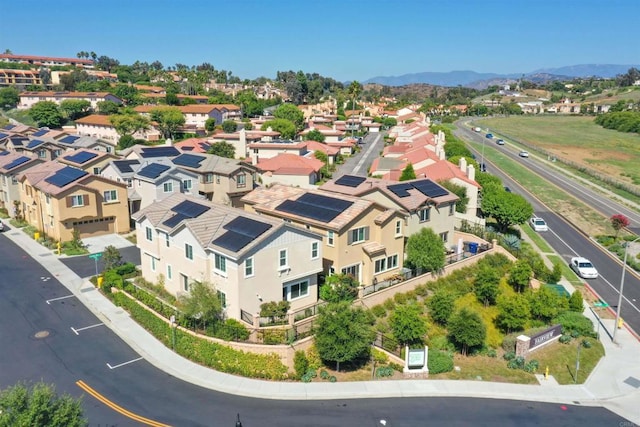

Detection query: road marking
(352, 133), (382, 175)
(46, 294), (75, 304)
(76, 380), (170, 427)
(107, 357), (143, 370)
(71, 323), (104, 335)
(547, 228), (579, 256)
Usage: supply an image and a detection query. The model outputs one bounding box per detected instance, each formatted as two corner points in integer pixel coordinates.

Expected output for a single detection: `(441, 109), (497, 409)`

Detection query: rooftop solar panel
(387, 182), (414, 198)
(137, 163), (170, 179)
(172, 200), (209, 218)
(59, 135), (80, 144)
(140, 146), (180, 158)
(412, 179), (449, 198)
(32, 129), (48, 137)
(0, 151), (9, 156)
(64, 151), (98, 164)
(276, 199), (340, 223)
(4, 156), (30, 170)
(335, 175), (366, 187)
(297, 193), (353, 213)
(4, 124), (15, 130)
(26, 139), (45, 149)
(0, 132), (9, 140)
(172, 153), (205, 168)
(112, 160), (140, 173)
(44, 166), (88, 187)
(10, 137), (27, 146)
(212, 231), (254, 252)
(162, 213), (187, 228)
(224, 216), (272, 238)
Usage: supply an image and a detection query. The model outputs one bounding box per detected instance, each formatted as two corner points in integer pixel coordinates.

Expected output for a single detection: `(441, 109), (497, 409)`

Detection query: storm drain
(623, 376), (640, 388)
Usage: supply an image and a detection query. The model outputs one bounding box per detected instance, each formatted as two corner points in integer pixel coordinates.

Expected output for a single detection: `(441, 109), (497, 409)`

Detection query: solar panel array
(140, 146), (180, 158)
(161, 200), (210, 228)
(0, 151), (9, 156)
(275, 192), (353, 223)
(10, 137), (27, 146)
(4, 124), (15, 130)
(26, 139), (45, 149)
(32, 129), (49, 137)
(137, 163), (170, 179)
(335, 175), (366, 188)
(64, 151), (98, 164)
(387, 179), (449, 198)
(172, 153), (205, 168)
(4, 156), (30, 170)
(0, 132), (9, 140)
(212, 216), (273, 252)
(112, 159), (140, 173)
(59, 135), (80, 144)
(44, 166), (88, 187)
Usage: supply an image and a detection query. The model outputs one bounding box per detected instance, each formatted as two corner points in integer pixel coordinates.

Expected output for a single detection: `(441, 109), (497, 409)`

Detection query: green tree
(273, 103), (304, 130)
(261, 118), (297, 139)
(481, 190), (534, 233)
(527, 286), (568, 322)
(109, 113), (151, 141)
(314, 302), (375, 371)
(549, 262), (562, 283)
(399, 163), (416, 181)
(496, 293), (530, 332)
(112, 84), (140, 105)
(207, 141), (236, 159)
(204, 117), (216, 133)
(568, 290), (585, 312)
(448, 308), (486, 355)
(96, 100), (120, 115)
(29, 101), (64, 128)
(508, 259), (532, 293)
(102, 245), (123, 270)
(406, 228), (446, 273)
(221, 120), (238, 133)
(59, 99), (91, 121)
(319, 273), (359, 303)
(0, 381), (87, 427)
(439, 180), (468, 213)
(0, 86), (20, 109)
(390, 302), (427, 346)
(428, 289), (456, 325)
(305, 128), (325, 142)
(177, 280), (222, 330)
(150, 106), (185, 139)
(259, 301), (290, 324)
(59, 69), (91, 91)
(474, 266), (500, 306)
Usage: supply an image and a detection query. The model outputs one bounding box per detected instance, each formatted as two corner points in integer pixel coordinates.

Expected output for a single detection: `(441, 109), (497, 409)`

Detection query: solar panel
(172, 200), (209, 218)
(412, 179), (449, 198)
(298, 193), (353, 213)
(276, 199), (341, 223)
(387, 183), (414, 198)
(59, 135), (80, 144)
(137, 163), (170, 179)
(4, 124), (15, 130)
(0, 151), (9, 156)
(224, 216), (272, 238)
(44, 166), (88, 187)
(212, 231), (254, 252)
(0, 132), (9, 140)
(335, 175), (366, 188)
(10, 137), (27, 146)
(140, 146), (180, 158)
(32, 129), (48, 137)
(162, 213), (187, 228)
(112, 159), (140, 173)
(26, 139), (45, 149)
(64, 151), (98, 164)
(4, 156), (30, 170)
(172, 153), (205, 168)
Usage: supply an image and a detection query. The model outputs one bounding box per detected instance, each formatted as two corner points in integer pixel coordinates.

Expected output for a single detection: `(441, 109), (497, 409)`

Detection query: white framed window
(449, 203), (455, 216)
(181, 273), (189, 291)
(145, 226), (153, 241)
(283, 279), (309, 301)
(205, 173), (213, 183)
(214, 253), (227, 274)
(439, 231), (449, 243)
(185, 243), (193, 260)
(167, 264), (172, 280)
(165, 232), (170, 247)
(374, 254), (399, 274)
(237, 173), (246, 188)
(395, 220), (402, 236)
(103, 189), (117, 202)
(217, 290), (227, 308)
(327, 230), (334, 246)
(38, 150), (47, 158)
(342, 263), (359, 280)
(126, 178), (133, 188)
(349, 226), (368, 244)
(70, 195), (84, 207)
(163, 182), (173, 193)
(419, 207), (431, 222)
(245, 257), (254, 277)
(150, 255), (156, 272)
(278, 249), (288, 269)
(182, 179), (192, 191)
(311, 242), (319, 259)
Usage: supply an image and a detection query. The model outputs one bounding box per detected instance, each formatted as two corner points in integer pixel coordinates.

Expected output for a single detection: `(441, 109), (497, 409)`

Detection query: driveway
(60, 234), (141, 278)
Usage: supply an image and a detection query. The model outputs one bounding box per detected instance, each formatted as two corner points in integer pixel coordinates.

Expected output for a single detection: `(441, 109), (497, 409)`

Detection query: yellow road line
(76, 380), (171, 427)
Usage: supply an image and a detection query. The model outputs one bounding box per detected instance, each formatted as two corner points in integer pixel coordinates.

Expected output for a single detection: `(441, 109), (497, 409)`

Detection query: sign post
(88, 253), (102, 278)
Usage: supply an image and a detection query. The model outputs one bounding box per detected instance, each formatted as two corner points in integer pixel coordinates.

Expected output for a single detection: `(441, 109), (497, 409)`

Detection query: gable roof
(255, 153), (324, 175)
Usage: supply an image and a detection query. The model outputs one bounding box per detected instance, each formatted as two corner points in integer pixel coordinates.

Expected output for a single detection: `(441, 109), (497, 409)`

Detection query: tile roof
(305, 140), (340, 155)
(134, 104), (240, 114)
(256, 153), (324, 175)
(74, 114), (114, 126)
(174, 138), (211, 153)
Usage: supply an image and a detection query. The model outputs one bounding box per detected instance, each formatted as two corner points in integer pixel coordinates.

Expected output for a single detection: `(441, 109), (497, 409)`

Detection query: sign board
(408, 349), (426, 368)
(529, 324), (562, 350)
(88, 253), (102, 260)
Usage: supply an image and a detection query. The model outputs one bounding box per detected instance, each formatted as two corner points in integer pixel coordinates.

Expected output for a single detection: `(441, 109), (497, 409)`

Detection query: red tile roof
(255, 153), (324, 175)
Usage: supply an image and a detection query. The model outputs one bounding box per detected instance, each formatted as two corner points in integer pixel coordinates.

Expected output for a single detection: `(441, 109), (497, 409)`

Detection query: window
(126, 178), (133, 188)
(70, 195), (84, 207)
(11, 176), (17, 184)
(395, 220), (402, 236)
(283, 280), (309, 301)
(103, 190), (117, 203)
(215, 175), (220, 184)
(150, 255), (156, 271)
(214, 253), (226, 273)
(205, 173), (213, 183)
(449, 203), (455, 216)
(279, 249), (288, 269)
(163, 182), (173, 193)
(327, 230), (334, 246)
(439, 232), (449, 243)
(93, 167), (101, 175)
(181, 274), (189, 291)
(374, 254), (399, 274)
(165, 232), (170, 247)
(342, 264), (359, 279)
(145, 226), (153, 241)
(349, 226), (368, 244)
(245, 257), (254, 277)
(418, 207), (431, 222)
(182, 179), (192, 191)
(217, 290), (227, 308)
(185, 243), (193, 260)
(167, 264), (172, 280)
(311, 242), (319, 259)
(237, 173), (246, 188)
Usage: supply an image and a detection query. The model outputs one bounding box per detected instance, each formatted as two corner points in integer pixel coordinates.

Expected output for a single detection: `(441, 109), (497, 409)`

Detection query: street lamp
(613, 236), (640, 343)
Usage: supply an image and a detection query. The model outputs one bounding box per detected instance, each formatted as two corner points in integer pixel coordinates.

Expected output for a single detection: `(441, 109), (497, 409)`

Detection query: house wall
(76, 123), (119, 142)
(260, 173), (315, 189)
(136, 171), (197, 210)
(0, 172), (22, 218)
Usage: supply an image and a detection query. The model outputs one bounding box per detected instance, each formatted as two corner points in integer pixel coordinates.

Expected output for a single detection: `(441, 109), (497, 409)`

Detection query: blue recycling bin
(468, 242), (478, 254)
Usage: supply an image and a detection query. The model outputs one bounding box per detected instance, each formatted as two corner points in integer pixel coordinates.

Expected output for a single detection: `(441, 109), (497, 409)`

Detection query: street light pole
(613, 237), (640, 343)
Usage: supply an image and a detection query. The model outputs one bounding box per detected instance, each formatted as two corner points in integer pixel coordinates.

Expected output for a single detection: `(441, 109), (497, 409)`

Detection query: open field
(475, 116), (640, 188)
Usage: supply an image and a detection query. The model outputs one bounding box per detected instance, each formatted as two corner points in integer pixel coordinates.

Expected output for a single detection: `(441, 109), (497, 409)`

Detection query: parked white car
(530, 217), (548, 232)
(570, 257), (599, 279)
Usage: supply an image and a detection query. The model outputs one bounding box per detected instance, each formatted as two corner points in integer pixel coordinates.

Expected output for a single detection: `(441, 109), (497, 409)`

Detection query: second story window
(165, 232), (170, 247)
(327, 230), (334, 246)
(311, 242), (319, 259)
(145, 226), (153, 241)
(163, 182), (173, 193)
(103, 190), (117, 203)
(126, 178), (133, 188)
(279, 249), (288, 269)
(348, 226), (369, 245)
(205, 173), (213, 183)
(449, 203), (455, 216)
(237, 173), (246, 188)
(216, 175), (220, 184)
(38, 150), (47, 159)
(214, 253), (227, 274)
(69, 195), (85, 207)
(245, 257), (254, 277)
(395, 220), (402, 236)
(419, 207), (431, 222)
(185, 243), (193, 260)
(182, 179), (192, 191)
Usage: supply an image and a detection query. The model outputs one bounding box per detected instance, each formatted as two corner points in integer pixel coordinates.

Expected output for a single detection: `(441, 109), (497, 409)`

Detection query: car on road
(486, 133), (493, 139)
(570, 257), (599, 279)
(530, 216), (548, 232)
(519, 150), (530, 158)
(0, 220), (3, 232)
(473, 127), (481, 132)
(496, 139), (505, 145)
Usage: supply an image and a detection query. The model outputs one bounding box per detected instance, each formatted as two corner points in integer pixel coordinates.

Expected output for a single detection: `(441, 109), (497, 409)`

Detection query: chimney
(459, 156), (467, 172)
(467, 164), (476, 182)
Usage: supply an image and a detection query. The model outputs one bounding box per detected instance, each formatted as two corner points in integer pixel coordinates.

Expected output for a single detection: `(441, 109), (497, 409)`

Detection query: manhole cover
(34, 330), (50, 339)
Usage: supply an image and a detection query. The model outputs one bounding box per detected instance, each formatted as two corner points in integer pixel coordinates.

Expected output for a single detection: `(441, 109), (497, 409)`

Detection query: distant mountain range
(363, 64), (640, 88)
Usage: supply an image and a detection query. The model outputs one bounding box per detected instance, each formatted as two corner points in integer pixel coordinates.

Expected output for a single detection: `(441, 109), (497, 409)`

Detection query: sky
(2, 0), (639, 82)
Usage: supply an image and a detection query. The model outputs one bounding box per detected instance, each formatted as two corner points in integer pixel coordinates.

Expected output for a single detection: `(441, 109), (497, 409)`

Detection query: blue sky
(2, 0), (638, 82)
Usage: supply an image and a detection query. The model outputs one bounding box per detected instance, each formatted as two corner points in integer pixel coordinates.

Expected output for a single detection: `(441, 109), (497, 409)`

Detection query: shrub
(215, 319), (250, 341)
(394, 292), (409, 305)
(372, 348), (389, 364)
(329, 376), (337, 383)
(501, 335), (517, 353)
(524, 360), (539, 373)
(559, 334), (572, 344)
(306, 346), (323, 370)
(320, 369), (330, 380)
(503, 351), (516, 361)
(553, 311), (596, 338)
(383, 298), (396, 311)
(114, 262), (137, 277)
(582, 339), (592, 348)
(294, 350), (309, 380)
(371, 304), (387, 318)
(375, 366), (395, 378)
(428, 335), (455, 352)
(507, 356), (525, 370)
(427, 350), (454, 374)
(487, 348), (497, 358)
(261, 328), (288, 345)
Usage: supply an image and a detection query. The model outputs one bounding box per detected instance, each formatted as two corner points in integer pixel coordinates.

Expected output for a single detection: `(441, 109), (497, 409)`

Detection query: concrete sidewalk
(6, 228), (640, 424)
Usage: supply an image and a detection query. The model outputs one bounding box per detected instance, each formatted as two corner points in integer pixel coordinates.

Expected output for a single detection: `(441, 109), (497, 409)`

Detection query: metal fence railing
(240, 309), (253, 325)
(374, 332), (401, 357)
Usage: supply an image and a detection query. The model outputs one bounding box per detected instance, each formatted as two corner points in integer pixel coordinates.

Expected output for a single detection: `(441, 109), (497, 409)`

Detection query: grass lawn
(520, 223), (554, 253)
(545, 254), (583, 287)
(533, 339), (605, 385)
(430, 354), (537, 384)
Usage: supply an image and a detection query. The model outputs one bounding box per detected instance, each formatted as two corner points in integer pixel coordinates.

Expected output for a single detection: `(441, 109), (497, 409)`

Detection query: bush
(260, 328), (288, 345)
(371, 304), (387, 318)
(114, 262), (137, 277)
(329, 375), (337, 383)
(320, 369), (330, 380)
(559, 334), (572, 344)
(487, 348), (497, 358)
(501, 335), (517, 353)
(553, 311), (596, 338)
(427, 350), (454, 374)
(507, 356), (525, 370)
(215, 319), (250, 341)
(394, 292), (409, 305)
(503, 351), (516, 361)
(375, 366), (395, 378)
(372, 348), (389, 364)
(294, 351), (309, 380)
(582, 339), (592, 348)
(524, 360), (539, 373)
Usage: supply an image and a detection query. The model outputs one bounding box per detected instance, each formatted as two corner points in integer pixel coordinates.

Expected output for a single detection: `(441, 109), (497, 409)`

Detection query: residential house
(0, 152), (43, 217)
(0, 69), (44, 88)
(255, 153), (324, 189)
(304, 140), (339, 165)
(299, 124), (345, 143)
(75, 114), (161, 143)
(173, 138), (211, 153)
(18, 91), (123, 110)
(121, 144), (182, 161)
(134, 104), (241, 130)
(209, 128), (280, 159)
(325, 138), (356, 156)
(58, 149), (118, 175)
(100, 159), (141, 215)
(18, 162), (129, 241)
(248, 139), (307, 164)
(241, 185), (406, 286)
(0, 54), (94, 69)
(131, 193), (324, 320)
(132, 159), (199, 211)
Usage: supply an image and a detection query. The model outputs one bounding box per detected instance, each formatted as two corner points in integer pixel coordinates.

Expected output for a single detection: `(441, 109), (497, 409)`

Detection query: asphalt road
(60, 246), (141, 278)
(334, 132), (385, 178)
(0, 234), (627, 426)
(454, 123), (640, 336)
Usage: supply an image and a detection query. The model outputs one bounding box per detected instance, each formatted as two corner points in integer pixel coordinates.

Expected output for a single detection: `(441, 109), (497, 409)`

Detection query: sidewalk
(6, 228), (640, 424)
